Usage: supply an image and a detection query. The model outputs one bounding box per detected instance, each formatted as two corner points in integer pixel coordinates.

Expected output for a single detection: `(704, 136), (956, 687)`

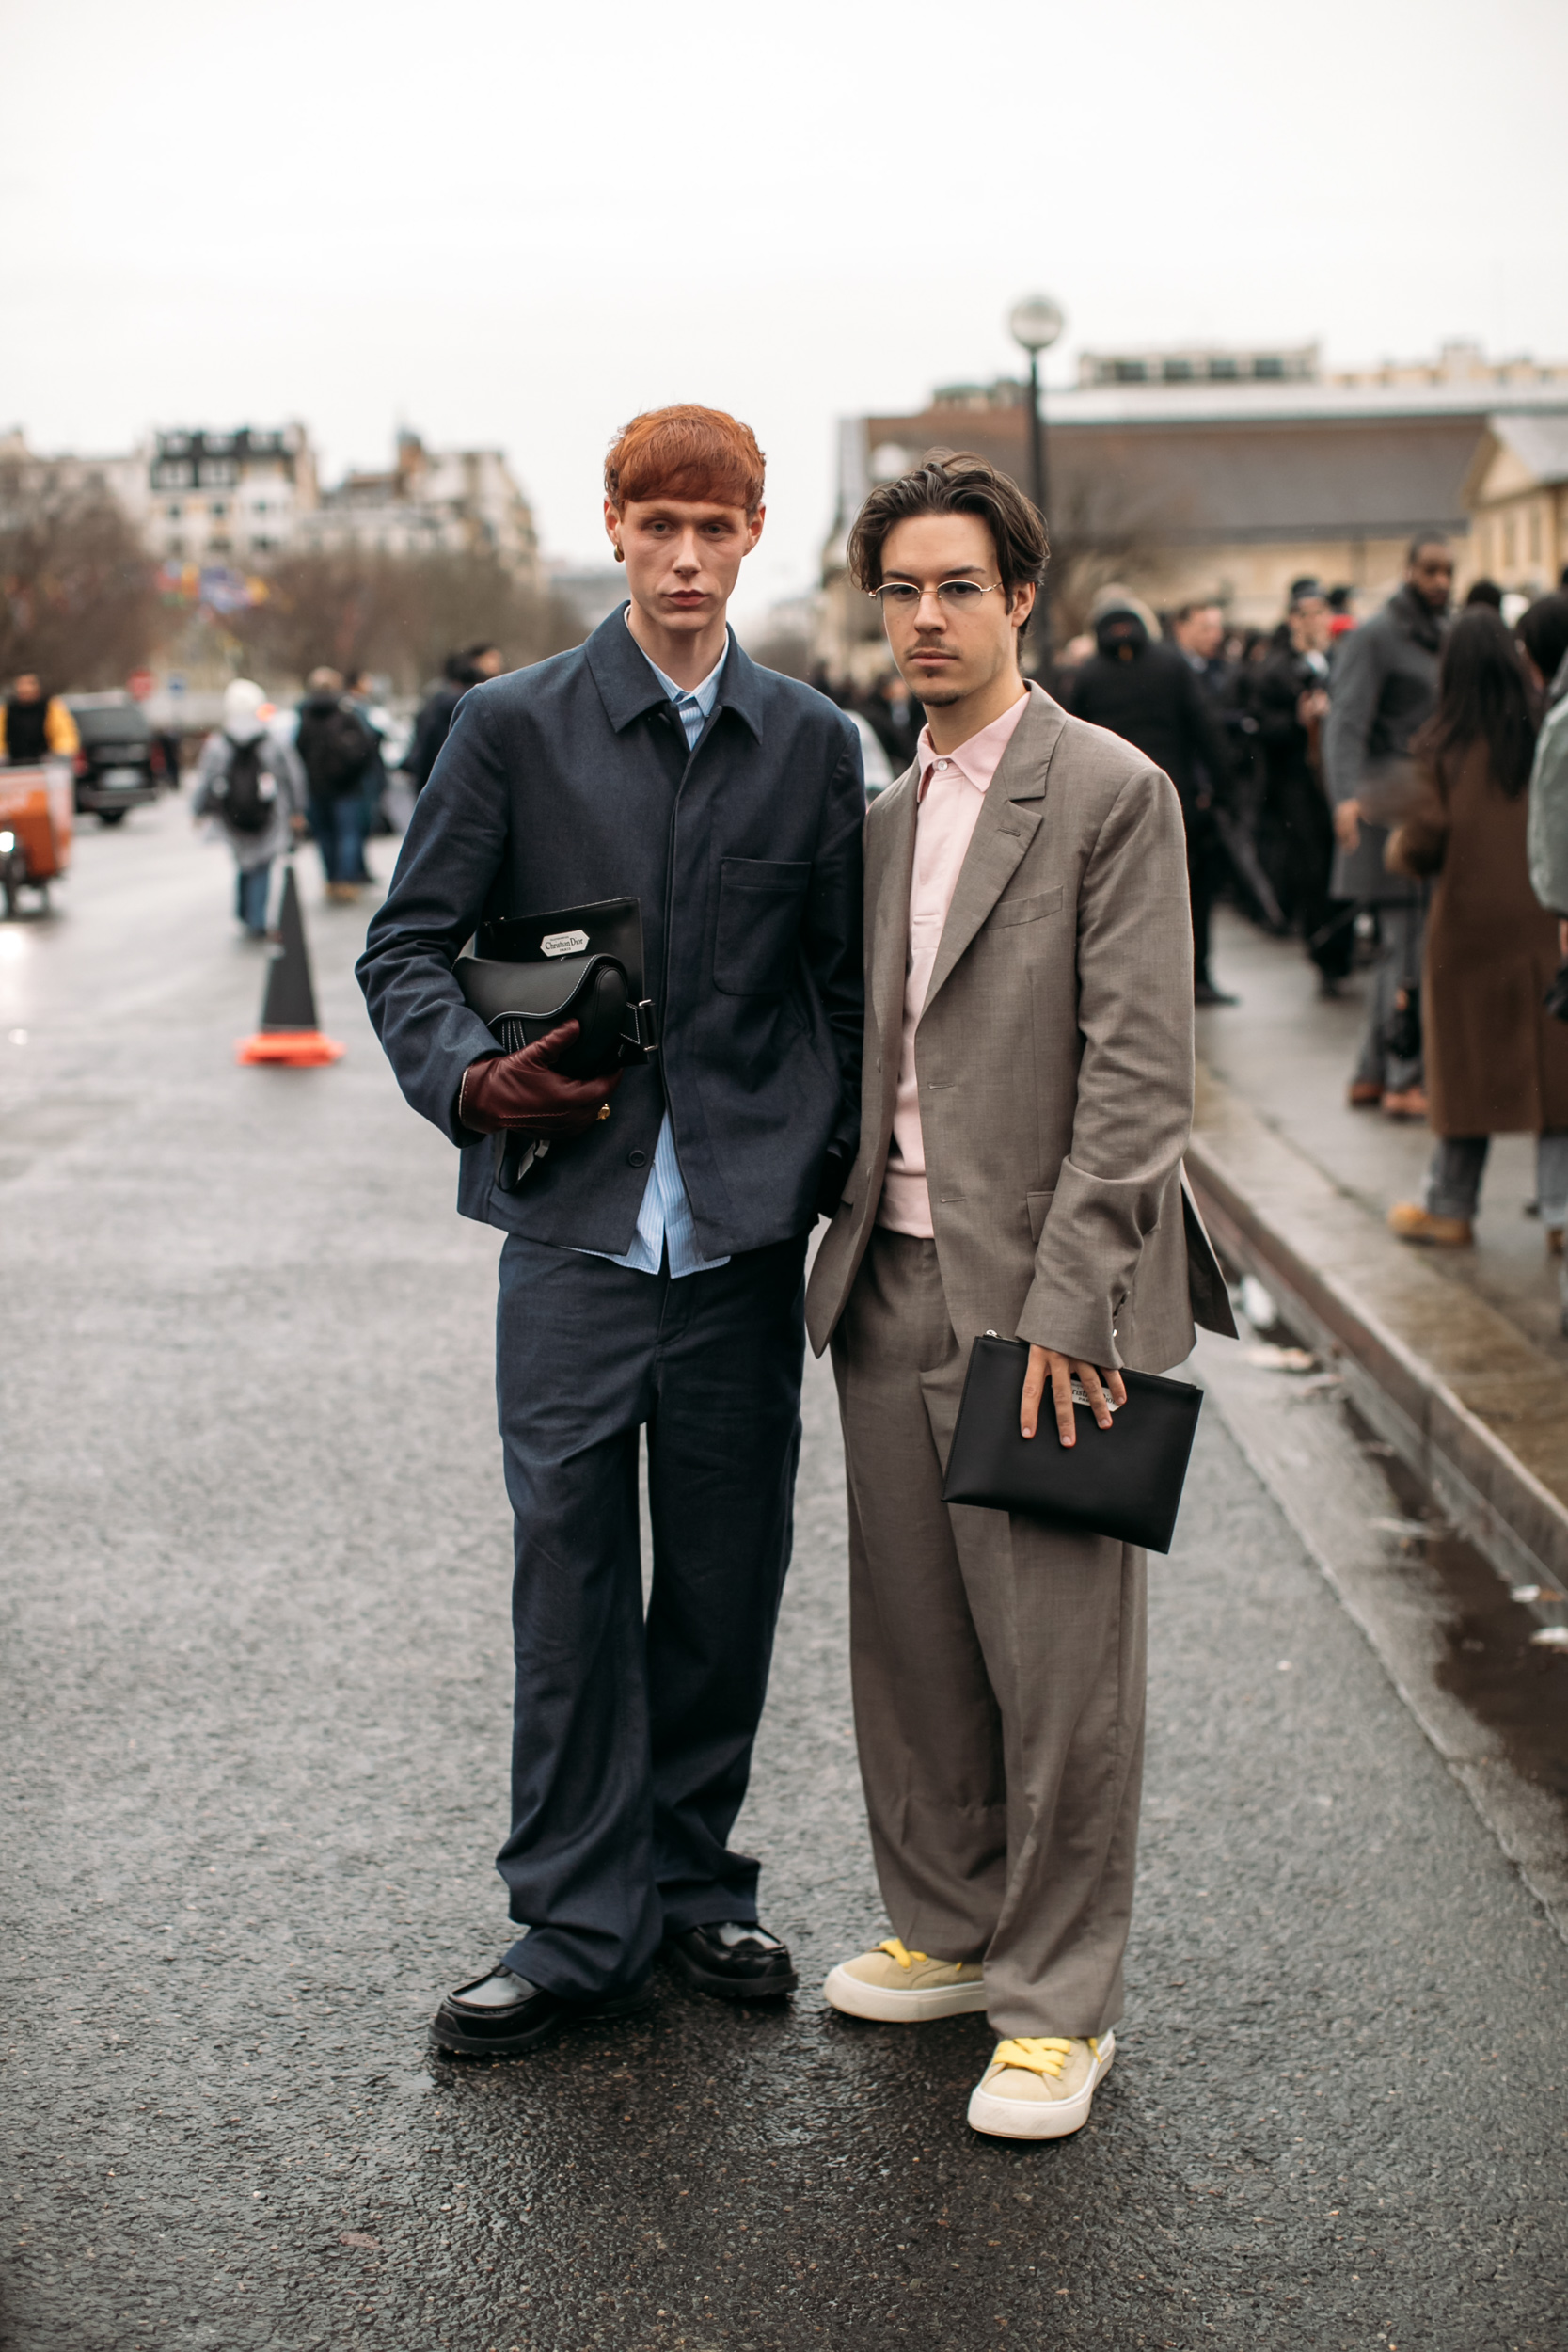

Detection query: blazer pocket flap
(990, 886), (1064, 930)
(720, 856), (811, 896)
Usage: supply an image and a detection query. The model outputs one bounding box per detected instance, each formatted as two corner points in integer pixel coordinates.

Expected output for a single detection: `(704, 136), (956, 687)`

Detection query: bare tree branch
(233, 548), (587, 692)
(0, 469), (164, 691)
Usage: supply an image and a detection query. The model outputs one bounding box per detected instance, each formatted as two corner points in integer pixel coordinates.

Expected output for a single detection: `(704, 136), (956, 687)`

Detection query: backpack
(221, 737), (277, 834)
(296, 698), (373, 794)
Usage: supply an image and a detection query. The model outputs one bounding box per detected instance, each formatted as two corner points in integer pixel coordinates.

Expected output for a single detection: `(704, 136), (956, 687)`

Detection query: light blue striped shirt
(582, 627), (730, 1279)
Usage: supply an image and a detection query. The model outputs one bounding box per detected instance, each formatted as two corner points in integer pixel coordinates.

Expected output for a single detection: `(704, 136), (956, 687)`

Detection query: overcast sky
(6, 0), (1567, 623)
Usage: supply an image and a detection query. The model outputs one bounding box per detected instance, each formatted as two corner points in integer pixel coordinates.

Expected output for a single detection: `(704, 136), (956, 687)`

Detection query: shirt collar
(584, 602), (764, 739)
(915, 690), (1030, 802)
(630, 609), (728, 716)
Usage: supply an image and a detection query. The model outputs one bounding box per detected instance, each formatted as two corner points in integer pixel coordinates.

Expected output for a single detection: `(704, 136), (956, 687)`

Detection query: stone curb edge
(1187, 1133), (1568, 1606)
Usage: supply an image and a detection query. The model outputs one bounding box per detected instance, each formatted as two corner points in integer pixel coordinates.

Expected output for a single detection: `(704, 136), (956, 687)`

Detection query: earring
(613, 545), (625, 564)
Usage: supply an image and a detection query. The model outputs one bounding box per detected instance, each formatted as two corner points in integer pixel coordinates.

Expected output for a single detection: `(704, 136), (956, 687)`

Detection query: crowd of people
(190, 642), (504, 937)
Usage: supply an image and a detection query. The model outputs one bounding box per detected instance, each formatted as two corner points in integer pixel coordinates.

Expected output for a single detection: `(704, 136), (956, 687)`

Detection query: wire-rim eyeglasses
(868, 579), (1006, 611)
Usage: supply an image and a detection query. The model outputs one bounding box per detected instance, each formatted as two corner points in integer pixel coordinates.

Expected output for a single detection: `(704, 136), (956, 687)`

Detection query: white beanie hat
(223, 677), (266, 740)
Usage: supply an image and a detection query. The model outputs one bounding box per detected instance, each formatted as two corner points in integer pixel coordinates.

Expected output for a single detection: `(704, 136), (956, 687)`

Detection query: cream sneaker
(822, 1936), (986, 2022)
(967, 2031), (1115, 2139)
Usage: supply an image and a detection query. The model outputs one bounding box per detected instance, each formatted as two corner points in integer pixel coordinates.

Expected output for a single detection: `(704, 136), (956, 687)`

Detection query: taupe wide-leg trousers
(831, 1225), (1147, 2040)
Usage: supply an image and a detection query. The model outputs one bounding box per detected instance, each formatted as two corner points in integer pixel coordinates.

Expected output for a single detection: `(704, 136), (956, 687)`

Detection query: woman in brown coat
(1386, 607), (1568, 1281)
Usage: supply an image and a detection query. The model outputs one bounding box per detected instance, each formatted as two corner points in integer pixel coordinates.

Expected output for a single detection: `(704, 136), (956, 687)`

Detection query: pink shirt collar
(915, 689), (1029, 802)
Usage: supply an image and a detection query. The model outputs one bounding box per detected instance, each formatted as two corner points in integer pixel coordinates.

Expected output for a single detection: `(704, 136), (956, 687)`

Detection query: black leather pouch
(942, 1335), (1203, 1554)
(455, 897), (658, 1079)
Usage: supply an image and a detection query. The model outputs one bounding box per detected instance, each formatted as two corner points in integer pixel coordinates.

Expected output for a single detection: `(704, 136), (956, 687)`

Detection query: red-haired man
(360, 406), (865, 2055)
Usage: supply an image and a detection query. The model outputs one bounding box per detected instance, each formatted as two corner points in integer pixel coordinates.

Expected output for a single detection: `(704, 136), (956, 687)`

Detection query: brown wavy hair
(1413, 607), (1536, 800)
(846, 451), (1049, 631)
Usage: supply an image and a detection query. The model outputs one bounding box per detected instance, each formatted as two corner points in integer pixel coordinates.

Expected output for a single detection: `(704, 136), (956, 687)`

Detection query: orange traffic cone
(235, 863), (344, 1066)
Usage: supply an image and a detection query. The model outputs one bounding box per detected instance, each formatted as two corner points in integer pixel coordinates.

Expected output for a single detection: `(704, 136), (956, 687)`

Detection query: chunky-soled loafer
(430, 1963), (654, 2058)
(662, 1921), (797, 1999)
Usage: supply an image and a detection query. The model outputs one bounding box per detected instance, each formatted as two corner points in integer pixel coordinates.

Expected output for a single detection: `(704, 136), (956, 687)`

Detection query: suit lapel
(923, 686), (1065, 1013)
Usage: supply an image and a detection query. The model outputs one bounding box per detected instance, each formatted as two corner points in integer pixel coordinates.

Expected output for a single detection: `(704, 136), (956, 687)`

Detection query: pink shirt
(878, 691), (1030, 1237)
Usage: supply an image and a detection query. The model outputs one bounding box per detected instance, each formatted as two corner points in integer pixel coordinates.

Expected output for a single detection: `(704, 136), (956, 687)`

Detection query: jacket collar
(868, 684), (1068, 1038)
(584, 604), (765, 740)
(1389, 582), (1447, 654)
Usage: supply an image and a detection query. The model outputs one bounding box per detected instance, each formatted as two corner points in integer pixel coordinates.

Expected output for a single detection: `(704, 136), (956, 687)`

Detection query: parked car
(63, 693), (165, 824)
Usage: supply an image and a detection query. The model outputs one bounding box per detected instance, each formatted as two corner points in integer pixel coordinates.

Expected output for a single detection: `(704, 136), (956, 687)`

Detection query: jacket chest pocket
(714, 857), (811, 995)
(988, 885), (1064, 932)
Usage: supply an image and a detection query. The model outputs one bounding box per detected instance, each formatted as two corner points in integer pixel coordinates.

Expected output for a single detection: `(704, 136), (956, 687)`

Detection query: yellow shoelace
(878, 1938), (928, 1970)
(990, 2034), (1100, 2078)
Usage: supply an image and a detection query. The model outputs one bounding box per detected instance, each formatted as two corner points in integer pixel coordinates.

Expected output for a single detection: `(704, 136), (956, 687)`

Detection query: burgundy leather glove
(458, 1021), (622, 1138)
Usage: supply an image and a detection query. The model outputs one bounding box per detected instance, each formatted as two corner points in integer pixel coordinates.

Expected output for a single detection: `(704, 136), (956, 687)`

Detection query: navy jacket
(357, 610), (865, 1261)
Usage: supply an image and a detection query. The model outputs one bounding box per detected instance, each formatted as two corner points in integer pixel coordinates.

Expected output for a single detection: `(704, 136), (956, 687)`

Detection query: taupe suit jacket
(805, 684), (1235, 1368)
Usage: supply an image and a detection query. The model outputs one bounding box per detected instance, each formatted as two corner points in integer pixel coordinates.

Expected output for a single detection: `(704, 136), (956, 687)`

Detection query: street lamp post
(1008, 294), (1065, 656)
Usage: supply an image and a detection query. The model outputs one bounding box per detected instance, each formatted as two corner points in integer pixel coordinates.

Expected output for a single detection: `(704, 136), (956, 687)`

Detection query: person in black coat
(404, 651), (479, 794)
(1063, 597), (1239, 1002)
(1250, 585), (1352, 987)
(358, 405), (864, 2060)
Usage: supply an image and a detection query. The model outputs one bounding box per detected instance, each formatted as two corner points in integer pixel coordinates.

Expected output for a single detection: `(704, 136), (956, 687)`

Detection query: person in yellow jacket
(1, 675), (80, 763)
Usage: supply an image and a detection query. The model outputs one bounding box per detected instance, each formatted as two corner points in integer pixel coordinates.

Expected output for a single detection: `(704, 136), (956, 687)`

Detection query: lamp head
(1008, 294), (1065, 356)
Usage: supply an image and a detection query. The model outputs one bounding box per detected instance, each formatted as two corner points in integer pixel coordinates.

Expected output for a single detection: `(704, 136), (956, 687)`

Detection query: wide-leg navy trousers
(494, 1229), (808, 1998)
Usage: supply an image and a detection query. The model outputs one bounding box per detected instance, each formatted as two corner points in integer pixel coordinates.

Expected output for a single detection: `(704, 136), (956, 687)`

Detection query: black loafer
(431, 1963), (654, 2058)
(662, 1922), (797, 1999)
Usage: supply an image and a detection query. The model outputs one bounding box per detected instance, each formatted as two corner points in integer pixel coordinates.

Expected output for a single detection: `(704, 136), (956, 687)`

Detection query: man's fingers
(1022, 1349), (1124, 1445)
(1050, 1355), (1076, 1448)
(1020, 1344), (1048, 1440)
(1073, 1361), (1114, 1431)
(528, 1020), (582, 1066)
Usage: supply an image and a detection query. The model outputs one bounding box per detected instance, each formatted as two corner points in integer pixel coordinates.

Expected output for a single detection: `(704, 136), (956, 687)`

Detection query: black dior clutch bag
(942, 1334), (1203, 1554)
(455, 896), (658, 1078)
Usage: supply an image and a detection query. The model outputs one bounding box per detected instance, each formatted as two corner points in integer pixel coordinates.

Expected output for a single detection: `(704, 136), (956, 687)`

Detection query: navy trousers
(494, 1229), (808, 1998)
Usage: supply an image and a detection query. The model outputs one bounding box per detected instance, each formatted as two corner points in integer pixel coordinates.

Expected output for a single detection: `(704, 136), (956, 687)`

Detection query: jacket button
(627, 1149), (648, 1168)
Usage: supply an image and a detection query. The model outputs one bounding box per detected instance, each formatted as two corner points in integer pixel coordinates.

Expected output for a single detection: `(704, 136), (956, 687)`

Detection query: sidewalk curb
(1188, 1066), (1568, 1606)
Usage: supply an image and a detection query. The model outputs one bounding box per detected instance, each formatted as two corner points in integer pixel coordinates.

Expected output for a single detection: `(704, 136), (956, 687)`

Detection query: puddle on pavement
(1225, 1263), (1568, 1812)
(1344, 1397), (1568, 1802)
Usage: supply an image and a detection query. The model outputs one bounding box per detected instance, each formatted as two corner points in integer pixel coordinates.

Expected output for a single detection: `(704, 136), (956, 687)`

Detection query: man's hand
(1021, 1344), (1127, 1448)
(459, 1021), (622, 1138)
(1333, 797), (1361, 852)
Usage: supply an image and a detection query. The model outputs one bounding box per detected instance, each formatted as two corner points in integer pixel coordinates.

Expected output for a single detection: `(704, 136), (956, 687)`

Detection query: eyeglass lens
(874, 580), (991, 608)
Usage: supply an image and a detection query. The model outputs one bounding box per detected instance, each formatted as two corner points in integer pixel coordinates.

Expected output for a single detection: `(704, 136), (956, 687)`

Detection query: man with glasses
(806, 453), (1232, 2139)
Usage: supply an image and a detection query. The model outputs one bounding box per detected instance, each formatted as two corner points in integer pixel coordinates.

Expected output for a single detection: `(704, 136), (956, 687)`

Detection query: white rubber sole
(966, 2031), (1116, 2139)
(820, 1963), (989, 2023)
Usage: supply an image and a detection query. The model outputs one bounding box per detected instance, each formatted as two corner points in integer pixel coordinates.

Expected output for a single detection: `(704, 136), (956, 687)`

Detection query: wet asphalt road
(3, 802), (1567, 2352)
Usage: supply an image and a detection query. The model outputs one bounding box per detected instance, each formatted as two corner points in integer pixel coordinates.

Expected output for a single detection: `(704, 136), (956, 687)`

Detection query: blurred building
(298, 431), (540, 585)
(543, 562), (627, 631)
(146, 425), (318, 564)
(0, 427), (162, 538)
(819, 341), (1568, 676)
(1462, 415), (1568, 594)
(2, 421), (540, 586)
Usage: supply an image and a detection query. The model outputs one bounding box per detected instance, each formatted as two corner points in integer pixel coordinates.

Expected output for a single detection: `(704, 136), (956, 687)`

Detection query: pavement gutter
(1190, 1329), (1568, 1945)
(1187, 1061), (1568, 1613)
